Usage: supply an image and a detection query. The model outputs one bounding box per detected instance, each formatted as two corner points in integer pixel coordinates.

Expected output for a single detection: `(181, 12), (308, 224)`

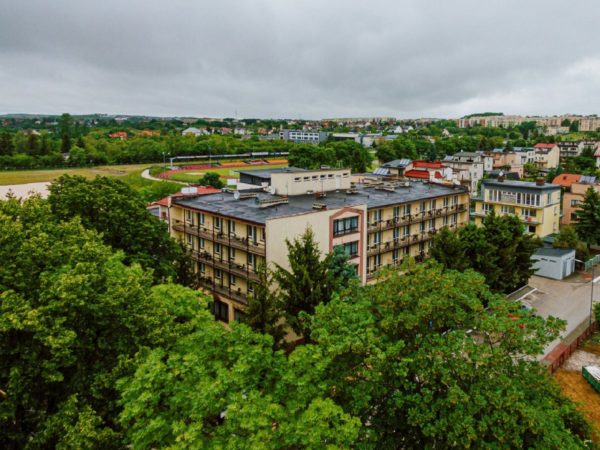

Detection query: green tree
(48, 175), (193, 284)
(553, 225), (579, 249)
(575, 186), (600, 246)
(199, 171), (225, 188)
(118, 312), (360, 449)
(242, 263), (287, 348)
(0, 132), (14, 156)
(309, 261), (592, 448)
(0, 195), (208, 449)
(430, 226), (470, 271)
(58, 113), (72, 153)
(328, 244), (359, 291)
(274, 227), (333, 336)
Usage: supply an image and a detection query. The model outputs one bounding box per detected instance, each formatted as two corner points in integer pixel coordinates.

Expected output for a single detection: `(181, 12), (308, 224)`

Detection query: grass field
(169, 163), (289, 183)
(0, 163), (152, 185)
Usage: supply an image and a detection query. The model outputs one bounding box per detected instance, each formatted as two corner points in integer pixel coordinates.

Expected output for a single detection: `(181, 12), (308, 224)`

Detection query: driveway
(519, 273), (598, 359)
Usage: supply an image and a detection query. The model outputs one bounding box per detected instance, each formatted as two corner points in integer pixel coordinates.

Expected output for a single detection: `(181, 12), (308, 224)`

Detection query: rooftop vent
(312, 202), (327, 210)
(256, 196), (289, 209)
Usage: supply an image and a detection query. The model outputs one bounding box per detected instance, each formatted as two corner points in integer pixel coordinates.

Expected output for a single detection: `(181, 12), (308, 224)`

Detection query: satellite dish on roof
(233, 191), (240, 200)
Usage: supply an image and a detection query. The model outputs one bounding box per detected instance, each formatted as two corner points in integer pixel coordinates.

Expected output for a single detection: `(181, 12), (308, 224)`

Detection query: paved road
(0, 182), (50, 199)
(521, 274), (598, 359)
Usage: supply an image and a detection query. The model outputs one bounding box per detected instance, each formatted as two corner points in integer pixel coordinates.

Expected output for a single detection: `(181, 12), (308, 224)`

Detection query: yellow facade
(472, 180), (561, 238)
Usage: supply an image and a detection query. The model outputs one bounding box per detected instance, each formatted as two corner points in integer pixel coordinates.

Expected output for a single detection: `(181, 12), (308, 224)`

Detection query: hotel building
(169, 168), (469, 322)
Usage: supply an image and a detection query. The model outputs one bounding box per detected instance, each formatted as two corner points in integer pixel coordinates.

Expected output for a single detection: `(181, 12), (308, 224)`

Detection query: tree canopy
(575, 186), (600, 246)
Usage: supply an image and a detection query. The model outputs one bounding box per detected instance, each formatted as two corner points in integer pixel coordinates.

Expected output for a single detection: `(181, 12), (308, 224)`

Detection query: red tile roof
(534, 143), (556, 149)
(551, 174), (581, 188)
(412, 160), (445, 169)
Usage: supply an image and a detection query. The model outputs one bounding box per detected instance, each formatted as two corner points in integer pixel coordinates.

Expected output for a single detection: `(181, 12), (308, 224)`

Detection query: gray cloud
(1, 0), (599, 118)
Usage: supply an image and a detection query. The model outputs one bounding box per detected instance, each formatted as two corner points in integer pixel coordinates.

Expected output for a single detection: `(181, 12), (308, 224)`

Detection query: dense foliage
(48, 175), (193, 285)
(0, 195), (207, 449)
(430, 211), (542, 293)
(575, 186), (600, 247)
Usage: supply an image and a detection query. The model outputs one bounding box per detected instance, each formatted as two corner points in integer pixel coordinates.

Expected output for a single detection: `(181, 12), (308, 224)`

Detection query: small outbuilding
(531, 247), (576, 280)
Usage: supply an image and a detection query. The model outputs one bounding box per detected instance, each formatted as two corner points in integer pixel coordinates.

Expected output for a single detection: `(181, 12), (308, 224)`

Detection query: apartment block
(472, 178), (561, 237)
(169, 168), (469, 323)
(280, 129), (328, 144)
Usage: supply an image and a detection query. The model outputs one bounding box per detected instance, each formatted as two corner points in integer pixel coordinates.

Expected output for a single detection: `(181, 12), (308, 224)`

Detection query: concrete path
(0, 182), (50, 199)
(141, 169), (186, 185)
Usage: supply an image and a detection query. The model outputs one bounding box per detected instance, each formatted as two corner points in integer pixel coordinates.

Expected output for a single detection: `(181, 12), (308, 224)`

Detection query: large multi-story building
(280, 129), (328, 144)
(561, 177), (599, 225)
(168, 167), (469, 323)
(472, 178), (561, 237)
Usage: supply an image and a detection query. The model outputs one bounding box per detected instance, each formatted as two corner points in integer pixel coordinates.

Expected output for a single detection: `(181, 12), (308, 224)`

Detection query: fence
(584, 254), (600, 271)
(545, 321), (597, 373)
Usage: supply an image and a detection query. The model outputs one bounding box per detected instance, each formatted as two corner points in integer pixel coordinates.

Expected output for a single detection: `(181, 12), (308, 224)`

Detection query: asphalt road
(520, 273), (598, 359)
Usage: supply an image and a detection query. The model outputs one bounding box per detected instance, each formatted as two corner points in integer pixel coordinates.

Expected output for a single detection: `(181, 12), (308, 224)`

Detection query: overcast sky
(1, 0), (599, 119)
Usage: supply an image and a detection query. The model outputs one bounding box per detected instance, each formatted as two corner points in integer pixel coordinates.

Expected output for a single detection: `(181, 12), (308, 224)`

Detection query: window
(443, 197), (449, 207)
(294, 177), (301, 182)
(215, 269), (222, 280)
(443, 215), (448, 226)
(570, 199), (580, 207)
(247, 253), (256, 269)
(428, 219), (435, 231)
(214, 217), (222, 231)
(229, 247), (235, 260)
(213, 299), (229, 323)
(199, 238), (205, 249)
(229, 274), (236, 286)
(453, 195), (458, 205)
(185, 210), (193, 224)
(303, 176), (310, 182)
(393, 248), (400, 263)
(402, 246), (410, 256)
(451, 214), (457, 225)
(501, 205), (515, 215)
(393, 227), (400, 240)
(528, 225), (537, 233)
(522, 208), (536, 218)
(402, 225), (410, 238)
(547, 193), (552, 205)
(342, 241), (359, 258)
(333, 216), (359, 236)
(199, 212), (205, 225)
(419, 221), (426, 232)
(228, 220), (236, 235)
(371, 209), (382, 224)
(247, 225), (257, 243)
(420, 201), (426, 212)
(186, 234), (193, 248)
(431, 199), (437, 210)
(482, 204), (492, 214)
(215, 243), (221, 255)
(393, 206), (400, 218)
(419, 242), (425, 253)
(372, 254), (381, 269)
(234, 309), (246, 322)
(373, 232), (382, 245)
(199, 263), (205, 274)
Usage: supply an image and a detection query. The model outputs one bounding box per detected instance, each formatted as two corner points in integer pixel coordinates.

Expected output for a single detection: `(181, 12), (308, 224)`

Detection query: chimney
(536, 177), (545, 186)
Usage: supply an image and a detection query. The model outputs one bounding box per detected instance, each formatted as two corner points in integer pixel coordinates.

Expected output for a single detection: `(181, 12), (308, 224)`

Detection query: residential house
(168, 168), (469, 323)
(472, 177), (561, 237)
(280, 129), (328, 144)
(533, 143), (560, 169)
(558, 141), (585, 158)
(561, 177), (600, 225)
(182, 127), (207, 137)
(109, 131), (128, 140)
(443, 151), (493, 192)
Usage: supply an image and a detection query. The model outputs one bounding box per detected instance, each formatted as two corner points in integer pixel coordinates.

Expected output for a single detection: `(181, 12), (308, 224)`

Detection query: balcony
(198, 277), (248, 305)
(191, 251), (260, 282)
(367, 237), (411, 256)
(367, 205), (467, 234)
(172, 219), (266, 256)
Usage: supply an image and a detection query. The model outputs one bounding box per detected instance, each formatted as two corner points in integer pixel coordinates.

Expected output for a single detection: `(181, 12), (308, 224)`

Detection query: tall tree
(242, 263), (287, 349)
(273, 227), (333, 336)
(575, 186), (600, 246)
(58, 113), (72, 153)
(48, 175), (193, 284)
(199, 171), (225, 188)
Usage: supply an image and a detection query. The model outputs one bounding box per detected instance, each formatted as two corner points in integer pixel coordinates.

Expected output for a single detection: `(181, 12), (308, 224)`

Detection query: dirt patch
(562, 350), (600, 371)
(555, 369), (600, 441)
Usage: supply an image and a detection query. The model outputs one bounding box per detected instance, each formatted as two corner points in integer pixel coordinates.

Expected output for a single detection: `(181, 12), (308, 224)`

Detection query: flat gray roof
(236, 167), (307, 178)
(482, 179), (560, 190)
(174, 181), (467, 224)
(534, 247), (575, 258)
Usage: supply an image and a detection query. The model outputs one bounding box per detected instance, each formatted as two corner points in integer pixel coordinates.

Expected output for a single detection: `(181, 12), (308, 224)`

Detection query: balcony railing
(367, 204), (467, 234)
(172, 219), (266, 256)
(191, 250), (260, 281)
(198, 277), (248, 305)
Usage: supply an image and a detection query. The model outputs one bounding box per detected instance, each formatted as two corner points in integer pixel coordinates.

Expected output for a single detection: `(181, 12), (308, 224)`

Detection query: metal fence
(584, 254), (600, 271)
(545, 321), (597, 373)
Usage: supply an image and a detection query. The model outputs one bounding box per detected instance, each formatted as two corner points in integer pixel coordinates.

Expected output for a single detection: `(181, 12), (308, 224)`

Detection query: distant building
(182, 127), (207, 137)
(280, 129), (328, 144)
(557, 141), (585, 158)
(472, 178), (561, 237)
(532, 247), (576, 280)
(109, 131), (128, 139)
(443, 151), (492, 192)
(533, 143), (560, 169)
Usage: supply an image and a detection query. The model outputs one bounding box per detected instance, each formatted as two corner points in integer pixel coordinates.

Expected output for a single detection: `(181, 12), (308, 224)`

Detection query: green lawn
(0, 163), (152, 185)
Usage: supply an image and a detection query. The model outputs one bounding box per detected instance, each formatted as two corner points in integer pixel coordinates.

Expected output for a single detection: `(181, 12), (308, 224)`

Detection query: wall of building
(271, 169), (351, 196)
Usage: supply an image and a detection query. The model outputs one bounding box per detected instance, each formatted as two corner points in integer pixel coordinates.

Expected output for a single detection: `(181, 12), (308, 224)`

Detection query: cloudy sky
(1, 0), (599, 119)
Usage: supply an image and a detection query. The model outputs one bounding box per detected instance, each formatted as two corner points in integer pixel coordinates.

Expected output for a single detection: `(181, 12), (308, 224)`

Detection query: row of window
(333, 216), (359, 235)
(211, 299), (245, 323)
(486, 189), (553, 207)
(292, 173), (349, 182)
(369, 215), (459, 244)
(367, 241), (432, 269)
(482, 204), (537, 218)
(184, 211), (265, 241)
